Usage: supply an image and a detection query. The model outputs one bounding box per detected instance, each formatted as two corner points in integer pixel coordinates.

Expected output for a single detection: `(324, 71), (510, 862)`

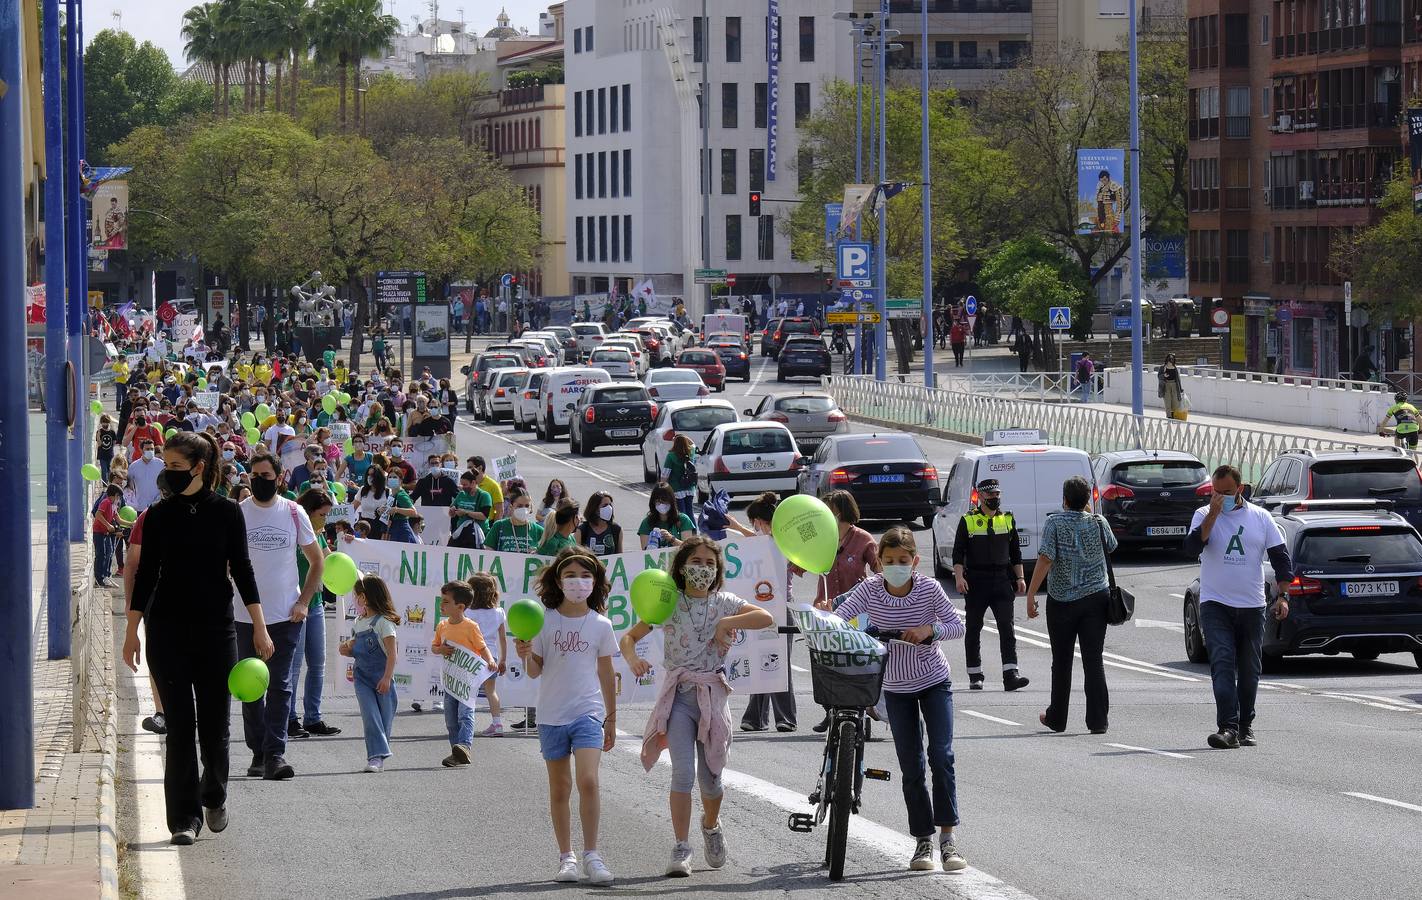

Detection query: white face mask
(562, 576), (594, 603)
(683, 563), (718, 592)
(222, 450), (235, 461)
(655, 502), (672, 516)
(882, 564), (915, 589)
(600, 505), (614, 521)
(390, 447), (402, 458)
(512, 506), (531, 524)
(142, 450), (155, 461)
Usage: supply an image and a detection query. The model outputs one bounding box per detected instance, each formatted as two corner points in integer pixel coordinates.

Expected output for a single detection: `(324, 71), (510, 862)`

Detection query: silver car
(743, 392), (850, 451)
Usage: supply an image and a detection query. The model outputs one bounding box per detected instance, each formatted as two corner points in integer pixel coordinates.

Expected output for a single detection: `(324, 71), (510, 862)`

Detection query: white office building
(564, 0), (853, 318)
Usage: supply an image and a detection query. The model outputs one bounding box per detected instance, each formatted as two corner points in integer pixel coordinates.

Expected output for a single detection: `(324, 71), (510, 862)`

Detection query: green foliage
(354, 72), (487, 152)
(86, 29), (212, 164)
(507, 65), (563, 88)
(1337, 174), (1422, 319)
(978, 237), (1092, 337)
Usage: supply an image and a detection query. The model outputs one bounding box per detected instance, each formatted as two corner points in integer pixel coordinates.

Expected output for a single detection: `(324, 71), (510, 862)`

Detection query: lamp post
(1128, 0), (1145, 418)
(874, 24), (902, 382)
(920, 0), (934, 389)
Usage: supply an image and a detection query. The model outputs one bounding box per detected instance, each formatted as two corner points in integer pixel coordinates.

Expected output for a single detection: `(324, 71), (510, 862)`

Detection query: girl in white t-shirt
(467, 572), (509, 737)
(514, 547), (618, 886)
(338, 576), (400, 773)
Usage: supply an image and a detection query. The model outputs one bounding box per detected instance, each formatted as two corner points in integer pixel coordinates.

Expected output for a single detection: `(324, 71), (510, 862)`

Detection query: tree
(978, 237), (1092, 365)
(312, 0), (399, 132)
(85, 29), (211, 164)
(261, 0), (313, 116)
(181, 3), (223, 116)
(1335, 174), (1422, 322)
(355, 71), (487, 152)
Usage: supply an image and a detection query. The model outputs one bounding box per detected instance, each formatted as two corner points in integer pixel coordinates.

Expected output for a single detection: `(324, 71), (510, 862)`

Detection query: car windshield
(591, 350), (629, 361)
(573, 325), (601, 335)
(836, 436), (922, 461)
(590, 387), (647, 403)
(783, 321), (818, 333)
(1310, 460), (1422, 500)
(478, 355), (521, 371)
(1113, 461), (1207, 489)
(651, 371), (700, 383)
(723, 429), (794, 455)
(1295, 527), (1422, 566)
(783, 339), (825, 351)
(775, 396), (835, 414)
(672, 407), (736, 431)
(682, 353), (717, 365)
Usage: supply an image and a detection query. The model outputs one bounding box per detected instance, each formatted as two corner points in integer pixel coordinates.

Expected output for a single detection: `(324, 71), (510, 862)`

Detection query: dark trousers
(951, 342), (965, 366)
(1199, 602), (1265, 732)
(1043, 591), (1110, 732)
(235, 620), (300, 758)
(1018, 352), (1031, 373)
(146, 625), (238, 833)
(964, 572), (1019, 677)
(883, 680), (959, 837)
(740, 637), (797, 729)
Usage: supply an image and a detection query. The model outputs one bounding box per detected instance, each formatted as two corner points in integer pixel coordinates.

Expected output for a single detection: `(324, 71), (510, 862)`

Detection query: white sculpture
(290, 270), (343, 327)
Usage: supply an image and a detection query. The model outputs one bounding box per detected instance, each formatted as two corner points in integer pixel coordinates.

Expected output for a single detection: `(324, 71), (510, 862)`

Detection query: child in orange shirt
(433, 581), (495, 767)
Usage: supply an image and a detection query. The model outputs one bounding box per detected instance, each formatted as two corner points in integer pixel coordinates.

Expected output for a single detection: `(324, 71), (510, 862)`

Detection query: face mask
(390, 447), (402, 459)
(600, 505), (614, 521)
(562, 576), (594, 603)
(655, 502), (672, 516)
(1223, 494), (1240, 512)
(882, 564), (915, 589)
(551, 485), (563, 497)
(512, 507), (531, 524)
(683, 563), (718, 592)
(250, 476), (279, 502)
(142, 450), (155, 462)
(228, 472), (240, 484)
(983, 496), (1001, 511)
(162, 467), (196, 494)
(222, 450), (235, 461)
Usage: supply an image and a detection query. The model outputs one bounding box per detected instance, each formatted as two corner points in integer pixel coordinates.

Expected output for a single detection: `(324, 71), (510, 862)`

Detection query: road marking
(127, 642), (188, 899)
(968, 613), (1202, 683)
(1104, 742), (1194, 760)
(457, 418), (653, 497)
(1342, 792), (1422, 814)
(962, 710), (1022, 727)
(1134, 617), (1185, 633)
(1168, 592), (1185, 599)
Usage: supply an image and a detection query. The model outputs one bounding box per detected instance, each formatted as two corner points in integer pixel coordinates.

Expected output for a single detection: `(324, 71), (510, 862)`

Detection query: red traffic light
(748, 191), (762, 216)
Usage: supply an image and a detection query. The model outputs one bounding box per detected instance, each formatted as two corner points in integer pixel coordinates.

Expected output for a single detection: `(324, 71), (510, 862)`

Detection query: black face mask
(251, 476), (279, 502)
(983, 497), (1001, 511)
(159, 467), (197, 495)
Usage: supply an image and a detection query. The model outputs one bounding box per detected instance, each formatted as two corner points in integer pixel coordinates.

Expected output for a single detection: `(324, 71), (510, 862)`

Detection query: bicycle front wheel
(826, 718), (857, 881)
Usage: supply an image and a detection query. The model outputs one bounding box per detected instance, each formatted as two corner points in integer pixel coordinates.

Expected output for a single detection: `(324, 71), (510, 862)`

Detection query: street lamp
(834, 11), (882, 377)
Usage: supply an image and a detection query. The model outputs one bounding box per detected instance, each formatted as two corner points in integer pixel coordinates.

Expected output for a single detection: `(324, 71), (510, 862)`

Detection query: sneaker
(170, 828), (196, 846)
(940, 839), (967, 872)
(246, 752), (264, 778)
(1239, 727), (1257, 747)
(1207, 728), (1241, 750)
(305, 721), (342, 736)
(909, 837), (937, 871)
(441, 744), (471, 767)
(582, 852), (615, 885)
(740, 722), (767, 732)
(775, 722), (796, 733)
(141, 713), (167, 735)
(204, 806), (228, 834)
(432, 698), (445, 712)
(411, 701), (423, 713)
(510, 718), (537, 731)
(665, 842), (693, 877)
(811, 716), (830, 734)
(263, 754), (295, 780)
(364, 757), (384, 773)
(553, 855), (581, 883)
(969, 674), (985, 691)
(287, 720), (310, 739)
(1003, 671), (1031, 692)
(701, 822), (727, 869)
(479, 723), (504, 737)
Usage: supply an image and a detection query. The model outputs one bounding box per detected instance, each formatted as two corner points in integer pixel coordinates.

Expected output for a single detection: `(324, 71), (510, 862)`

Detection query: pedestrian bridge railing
(936, 372), (1074, 402)
(823, 374), (1375, 483)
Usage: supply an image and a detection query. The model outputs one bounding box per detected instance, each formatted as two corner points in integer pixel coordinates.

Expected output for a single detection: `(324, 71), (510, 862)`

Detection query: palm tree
(212, 0), (246, 116)
(181, 3), (222, 116)
(264, 0), (312, 117)
(313, 0), (398, 131)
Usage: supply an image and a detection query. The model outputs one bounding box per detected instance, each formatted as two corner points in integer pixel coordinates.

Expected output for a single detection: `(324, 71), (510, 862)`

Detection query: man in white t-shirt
(1185, 464), (1292, 751)
(128, 440), (165, 510)
(235, 451), (325, 780)
(262, 409), (296, 451)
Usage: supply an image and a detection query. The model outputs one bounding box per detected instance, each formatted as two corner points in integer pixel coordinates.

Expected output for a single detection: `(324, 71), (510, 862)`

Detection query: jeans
(353, 628), (397, 759)
(235, 620), (300, 758)
(1043, 591), (1110, 732)
(964, 572), (1020, 676)
(1198, 602), (1265, 732)
(288, 608), (326, 726)
(1079, 378), (1094, 403)
(93, 533), (112, 581)
(444, 693), (474, 747)
(883, 680), (959, 837)
(676, 494), (696, 520)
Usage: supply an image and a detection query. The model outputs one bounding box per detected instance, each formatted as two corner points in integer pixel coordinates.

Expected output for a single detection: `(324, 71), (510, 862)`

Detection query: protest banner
(330, 422), (352, 446)
(492, 452), (519, 484)
(193, 391), (220, 412)
(440, 641), (490, 709)
(415, 502), (451, 546)
(327, 503), (356, 525)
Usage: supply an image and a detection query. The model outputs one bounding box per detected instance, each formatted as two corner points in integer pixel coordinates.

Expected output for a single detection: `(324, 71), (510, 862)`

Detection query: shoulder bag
(1097, 518), (1135, 625)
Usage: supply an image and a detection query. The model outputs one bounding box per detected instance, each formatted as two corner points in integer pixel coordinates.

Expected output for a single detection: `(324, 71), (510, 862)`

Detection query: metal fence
(824, 374), (1376, 483)
(937, 372), (1074, 402)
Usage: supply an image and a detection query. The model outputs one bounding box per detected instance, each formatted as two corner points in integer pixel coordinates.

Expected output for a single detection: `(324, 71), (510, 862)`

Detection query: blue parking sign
(836, 242), (872, 283)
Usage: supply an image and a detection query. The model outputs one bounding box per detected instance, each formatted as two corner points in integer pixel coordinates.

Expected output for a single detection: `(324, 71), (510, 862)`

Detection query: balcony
(887, 55), (1029, 71)
(1274, 23), (1403, 58)
(888, 0), (1033, 11)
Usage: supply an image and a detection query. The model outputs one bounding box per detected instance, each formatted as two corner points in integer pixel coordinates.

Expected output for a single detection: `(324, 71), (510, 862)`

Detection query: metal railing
(937, 372), (1074, 402)
(824, 374), (1376, 483)
(1384, 371), (1422, 397)
(1173, 364), (1389, 395)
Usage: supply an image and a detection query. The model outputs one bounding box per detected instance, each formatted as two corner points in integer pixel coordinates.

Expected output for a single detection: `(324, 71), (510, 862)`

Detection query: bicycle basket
(809, 653), (887, 708)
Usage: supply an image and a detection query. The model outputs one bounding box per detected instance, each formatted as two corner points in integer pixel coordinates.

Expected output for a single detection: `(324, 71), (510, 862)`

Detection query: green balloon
(332, 482), (347, 502)
(507, 598), (546, 641)
(241, 411), (256, 429)
(90, 399), (102, 414)
(322, 393), (338, 414)
(197, 378), (207, 389)
(228, 657), (270, 702)
(323, 551), (360, 594)
(337, 391), (351, 406)
(118, 505), (138, 524)
(245, 426), (261, 444)
(771, 494), (839, 575)
(164, 428), (177, 439)
(630, 570), (678, 625)
(81, 463), (102, 482)
(343, 438), (354, 455)
(255, 403), (271, 421)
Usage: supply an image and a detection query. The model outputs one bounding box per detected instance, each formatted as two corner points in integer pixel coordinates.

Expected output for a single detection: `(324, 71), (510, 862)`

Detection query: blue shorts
(538, 715), (605, 761)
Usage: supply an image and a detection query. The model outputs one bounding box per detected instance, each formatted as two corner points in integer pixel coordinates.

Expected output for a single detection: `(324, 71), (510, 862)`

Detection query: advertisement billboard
(91, 179), (129, 251)
(1076, 149), (1126, 236)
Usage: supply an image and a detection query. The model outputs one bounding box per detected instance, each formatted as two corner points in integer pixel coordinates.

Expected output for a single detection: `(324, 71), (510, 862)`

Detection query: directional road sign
(965, 295), (978, 317)
(1048, 306), (1072, 330)
(886, 297), (922, 320)
(694, 268), (728, 285)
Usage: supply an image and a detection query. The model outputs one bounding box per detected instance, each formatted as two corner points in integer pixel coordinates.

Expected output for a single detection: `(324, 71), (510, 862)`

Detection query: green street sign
(694, 268), (728, 285)
(886, 297), (923, 319)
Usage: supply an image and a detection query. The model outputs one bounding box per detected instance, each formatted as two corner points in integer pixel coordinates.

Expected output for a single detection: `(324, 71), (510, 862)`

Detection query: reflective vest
(962, 509), (1016, 569)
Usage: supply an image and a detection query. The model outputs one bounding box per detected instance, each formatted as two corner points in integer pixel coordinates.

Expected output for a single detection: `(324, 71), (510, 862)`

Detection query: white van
(535, 366), (612, 440)
(929, 430), (1094, 577)
(701, 312), (748, 343)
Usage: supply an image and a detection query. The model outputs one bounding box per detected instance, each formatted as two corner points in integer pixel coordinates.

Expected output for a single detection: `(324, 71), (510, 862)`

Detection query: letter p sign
(837, 242), (872, 282)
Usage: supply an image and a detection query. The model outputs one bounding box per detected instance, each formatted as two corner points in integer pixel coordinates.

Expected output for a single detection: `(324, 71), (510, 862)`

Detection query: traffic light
(748, 191), (762, 217)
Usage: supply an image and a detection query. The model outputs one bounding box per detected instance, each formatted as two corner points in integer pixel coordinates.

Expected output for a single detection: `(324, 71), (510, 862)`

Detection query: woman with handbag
(1158, 353), (1187, 420)
(1023, 476), (1120, 735)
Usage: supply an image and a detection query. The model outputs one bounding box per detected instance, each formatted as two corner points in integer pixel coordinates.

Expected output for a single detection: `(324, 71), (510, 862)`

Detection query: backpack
(1076, 359), (1092, 383)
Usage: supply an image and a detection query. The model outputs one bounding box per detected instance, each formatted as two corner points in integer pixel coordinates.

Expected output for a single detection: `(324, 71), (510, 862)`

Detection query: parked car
(511, 369), (548, 432)
(675, 348), (726, 391)
(480, 366), (528, 423)
(588, 346), (636, 380)
(694, 422), (802, 501)
(706, 337), (751, 382)
(776, 336), (832, 381)
(797, 433), (939, 527)
(535, 366), (612, 440)
(1091, 450), (1211, 546)
(641, 399), (739, 483)
(645, 368), (710, 402)
(1250, 447), (1422, 533)
(743, 392), (849, 451)
(1182, 500), (1422, 671)
(462, 352), (524, 414)
(571, 322), (609, 361)
(569, 382), (657, 456)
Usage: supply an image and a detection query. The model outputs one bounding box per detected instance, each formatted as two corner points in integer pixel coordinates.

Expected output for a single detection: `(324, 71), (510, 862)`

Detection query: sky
(87, 0), (551, 70)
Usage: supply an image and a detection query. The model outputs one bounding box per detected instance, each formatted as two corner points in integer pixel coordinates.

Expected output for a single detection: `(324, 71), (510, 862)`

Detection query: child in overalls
(340, 575), (400, 773)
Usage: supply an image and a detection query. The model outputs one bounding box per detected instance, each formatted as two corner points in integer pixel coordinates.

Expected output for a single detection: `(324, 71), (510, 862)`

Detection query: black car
(462, 352), (523, 414)
(777, 337), (832, 381)
(796, 433), (939, 527)
(1091, 450), (1211, 546)
(569, 382), (656, 456)
(1182, 500), (1422, 670)
(761, 317), (822, 359)
(707, 338), (751, 382)
(1251, 447), (1422, 532)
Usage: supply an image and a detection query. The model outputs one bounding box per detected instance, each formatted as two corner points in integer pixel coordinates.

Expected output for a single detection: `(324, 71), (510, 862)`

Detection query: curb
(846, 411), (984, 448)
(98, 688), (118, 900)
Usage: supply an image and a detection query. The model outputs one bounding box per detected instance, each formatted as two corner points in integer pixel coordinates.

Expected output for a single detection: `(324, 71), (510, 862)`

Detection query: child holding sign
(433, 581), (495, 767)
(514, 548), (618, 886)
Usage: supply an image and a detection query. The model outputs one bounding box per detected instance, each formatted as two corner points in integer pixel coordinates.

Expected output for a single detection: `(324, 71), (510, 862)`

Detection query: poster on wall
(91, 179), (129, 251)
(1076, 149), (1126, 235)
(1409, 108), (1422, 214)
(414, 305), (450, 358)
(1230, 314), (1246, 364)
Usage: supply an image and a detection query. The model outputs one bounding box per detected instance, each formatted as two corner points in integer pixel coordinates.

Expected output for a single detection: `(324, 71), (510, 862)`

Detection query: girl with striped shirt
(831, 526), (968, 874)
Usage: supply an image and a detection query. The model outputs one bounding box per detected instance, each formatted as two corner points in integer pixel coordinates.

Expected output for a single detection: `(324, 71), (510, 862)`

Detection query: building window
(726, 214), (742, 260)
(611, 86), (619, 133)
(623, 149), (632, 196)
(611, 153), (620, 197)
(1188, 157), (1219, 211)
(722, 82), (738, 128)
(798, 147), (813, 190)
(795, 83), (811, 124)
(1190, 86), (1219, 139)
(936, 40), (953, 60)
(1261, 86), (1271, 116)
(611, 214), (621, 262)
(1293, 316), (1315, 370)
(1225, 85), (1250, 137)
(1262, 230), (1272, 262)
(586, 154), (595, 199)
(585, 91), (595, 134)
(1223, 157), (1251, 209)
(585, 26), (594, 52)
(573, 276), (586, 294)
(622, 84), (631, 131)
(754, 83), (768, 127)
(623, 216), (631, 261)
(1260, 12), (1271, 44)
(799, 16), (815, 62)
(959, 41), (978, 62)
(598, 88), (606, 134)
(757, 214), (775, 260)
(721, 149), (737, 194)
(1225, 229), (1250, 282)
(726, 17), (741, 62)
(575, 216), (584, 261)
(749, 148), (765, 191)
(598, 151), (607, 198)
(1188, 229), (1220, 282)
(693, 17), (705, 63)
(1223, 13), (1248, 66)
(1188, 15), (1218, 69)
(574, 93), (582, 136)
(599, 216), (608, 263)
(574, 27), (582, 54)
(585, 216), (595, 263)
(575, 153), (583, 199)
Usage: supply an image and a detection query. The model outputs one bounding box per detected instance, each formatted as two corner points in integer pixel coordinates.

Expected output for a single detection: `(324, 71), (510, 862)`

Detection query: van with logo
(929, 430), (1095, 577)
(535, 366), (612, 441)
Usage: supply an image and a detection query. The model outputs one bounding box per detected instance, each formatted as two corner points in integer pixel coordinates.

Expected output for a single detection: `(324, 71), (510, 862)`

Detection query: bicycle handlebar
(777, 625), (934, 645)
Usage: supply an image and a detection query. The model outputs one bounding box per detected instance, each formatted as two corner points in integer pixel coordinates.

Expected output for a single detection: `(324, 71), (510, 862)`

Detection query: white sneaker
(582, 852), (614, 885)
(553, 855), (581, 882)
(433, 698), (445, 711)
(363, 757), (383, 773)
(701, 822), (727, 869)
(665, 841), (693, 877)
(480, 722), (504, 737)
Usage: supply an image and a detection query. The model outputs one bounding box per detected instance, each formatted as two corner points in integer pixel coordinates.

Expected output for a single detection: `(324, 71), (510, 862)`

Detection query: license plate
(1017, 532), (1030, 546)
(869, 474), (906, 484)
(1343, 580), (1399, 597)
(743, 460), (776, 471)
(609, 428), (639, 438)
(1146, 526), (1187, 536)
(793, 356), (816, 363)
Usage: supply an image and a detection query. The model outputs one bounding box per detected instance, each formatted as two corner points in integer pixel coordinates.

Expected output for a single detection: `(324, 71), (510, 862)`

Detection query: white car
(536, 366), (612, 440)
(571, 322), (608, 361)
(481, 366), (528, 423)
(601, 336), (649, 375)
(644, 368), (709, 402)
(522, 332), (564, 365)
(694, 422), (802, 500)
(513, 368), (549, 432)
(512, 338), (554, 369)
(588, 346), (636, 380)
(626, 317), (685, 354)
(641, 398), (739, 482)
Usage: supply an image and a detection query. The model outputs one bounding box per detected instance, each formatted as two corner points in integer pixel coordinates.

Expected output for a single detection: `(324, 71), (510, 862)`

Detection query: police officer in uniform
(952, 479), (1030, 691)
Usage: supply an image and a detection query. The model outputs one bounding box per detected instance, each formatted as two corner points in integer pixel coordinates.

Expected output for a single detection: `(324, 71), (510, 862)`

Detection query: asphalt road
(120, 354), (1422, 900)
